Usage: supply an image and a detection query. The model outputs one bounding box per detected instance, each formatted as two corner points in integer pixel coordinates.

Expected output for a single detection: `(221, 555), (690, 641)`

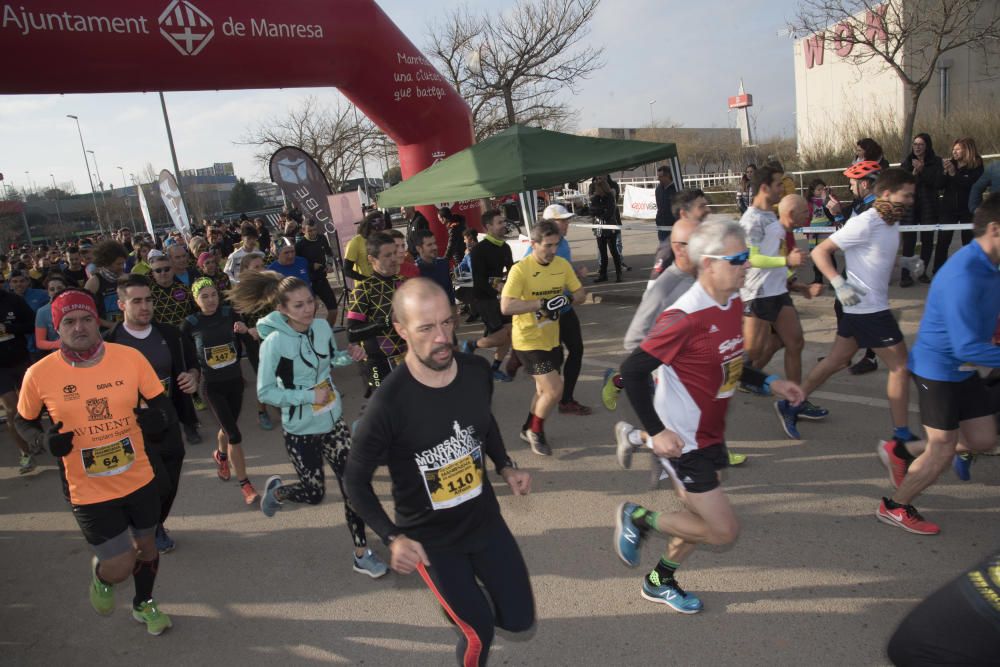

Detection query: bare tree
(790, 0), (1000, 148)
(426, 0), (604, 140)
(237, 96), (383, 190)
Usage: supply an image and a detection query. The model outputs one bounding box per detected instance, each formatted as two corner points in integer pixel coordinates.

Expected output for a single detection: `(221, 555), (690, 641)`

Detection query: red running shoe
(558, 400), (593, 416)
(213, 450), (231, 481)
(877, 440), (909, 488)
(876, 498), (940, 535)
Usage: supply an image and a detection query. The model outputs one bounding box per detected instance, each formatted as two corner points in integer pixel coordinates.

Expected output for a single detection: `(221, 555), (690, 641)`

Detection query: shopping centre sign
(802, 4), (888, 69)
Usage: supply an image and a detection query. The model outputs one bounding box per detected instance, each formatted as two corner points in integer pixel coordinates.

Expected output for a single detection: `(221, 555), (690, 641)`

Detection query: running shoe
(155, 525), (176, 554)
(727, 451), (747, 466)
(89, 556), (115, 616)
(876, 498), (940, 535)
(641, 575), (703, 614)
(258, 410), (274, 431)
(918, 273), (931, 284)
(352, 549), (389, 579)
(504, 354), (521, 380)
(260, 475), (283, 517)
(614, 502), (644, 567)
(953, 453), (975, 482)
(797, 400), (829, 421)
(241, 481), (260, 505)
(558, 400), (592, 415)
(774, 400), (802, 439)
(615, 421), (636, 469)
(525, 430), (551, 456)
(212, 450), (231, 481)
(899, 275), (914, 288)
(738, 380), (770, 396)
(601, 368), (621, 411)
(132, 599), (172, 636)
(460, 340), (476, 356)
(192, 394), (207, 411)
(877, 440), (909, 489)
(18, 453), (35, 475)
(849, 356), (878, 375)
(183, 423), (202, 445)
(492, 369), (513, 382)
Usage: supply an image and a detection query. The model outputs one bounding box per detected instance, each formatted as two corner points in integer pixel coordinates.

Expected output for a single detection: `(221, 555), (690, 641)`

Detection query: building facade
(794, 0), (1000, 155)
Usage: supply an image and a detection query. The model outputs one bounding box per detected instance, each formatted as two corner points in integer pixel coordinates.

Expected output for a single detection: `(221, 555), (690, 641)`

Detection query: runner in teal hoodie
(229, 271), (387, 578)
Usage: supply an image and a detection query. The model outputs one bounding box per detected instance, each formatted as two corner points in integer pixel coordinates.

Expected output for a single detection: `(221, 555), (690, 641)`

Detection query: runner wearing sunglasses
(613, 220), (804, 613)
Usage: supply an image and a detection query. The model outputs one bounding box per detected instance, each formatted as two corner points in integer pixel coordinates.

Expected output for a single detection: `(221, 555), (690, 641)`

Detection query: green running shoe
(132, 599), (172, 636)
(89, 556), (115, 616)
(601, 368), (621, 411)
(728, 451), (747, 466)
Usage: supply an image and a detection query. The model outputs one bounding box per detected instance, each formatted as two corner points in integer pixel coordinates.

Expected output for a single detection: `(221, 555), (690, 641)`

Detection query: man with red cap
(14, 289), (178, 636)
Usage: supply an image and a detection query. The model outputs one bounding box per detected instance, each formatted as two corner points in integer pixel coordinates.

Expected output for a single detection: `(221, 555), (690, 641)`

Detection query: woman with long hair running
(229, 271), (387, 578)
(182, 277), (259, 505)
(233, 251), (275, 430)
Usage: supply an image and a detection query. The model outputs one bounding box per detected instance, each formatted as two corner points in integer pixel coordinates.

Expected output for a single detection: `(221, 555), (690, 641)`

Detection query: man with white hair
(613, 219), (803, 614)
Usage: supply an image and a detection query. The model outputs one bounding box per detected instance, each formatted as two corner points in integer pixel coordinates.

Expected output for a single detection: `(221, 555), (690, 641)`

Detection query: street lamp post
(66, 114), (103, 233)
(117, 166), (136, 232)
(87, 149), (109, 212)
(50, 173), (63, 225)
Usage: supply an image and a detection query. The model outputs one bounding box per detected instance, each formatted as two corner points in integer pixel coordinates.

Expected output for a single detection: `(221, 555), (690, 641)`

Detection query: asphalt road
(2, 220), (997, 666)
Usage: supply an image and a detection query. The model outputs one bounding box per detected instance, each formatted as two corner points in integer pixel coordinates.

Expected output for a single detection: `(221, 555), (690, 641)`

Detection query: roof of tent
(378, 124), (677, 207)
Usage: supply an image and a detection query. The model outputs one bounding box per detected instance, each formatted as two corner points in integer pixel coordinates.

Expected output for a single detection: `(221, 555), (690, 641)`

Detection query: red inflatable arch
(0, 0), (475, 244)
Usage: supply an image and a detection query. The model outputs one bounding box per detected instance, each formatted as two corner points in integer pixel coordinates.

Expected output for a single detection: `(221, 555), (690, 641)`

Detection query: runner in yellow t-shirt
(501, 220), (585, 456)
(15, 289), (176, 636)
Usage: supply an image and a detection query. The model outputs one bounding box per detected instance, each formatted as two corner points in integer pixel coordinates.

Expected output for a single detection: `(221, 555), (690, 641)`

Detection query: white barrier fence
(616, 153), (999, 213)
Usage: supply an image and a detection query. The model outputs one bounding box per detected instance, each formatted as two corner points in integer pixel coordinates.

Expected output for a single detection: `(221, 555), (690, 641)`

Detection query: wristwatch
(497, 457), (518, 475)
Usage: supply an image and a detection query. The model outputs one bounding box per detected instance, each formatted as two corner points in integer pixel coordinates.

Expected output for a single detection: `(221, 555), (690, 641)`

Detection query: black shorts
(664, 443), (729, 494)
(312, 277), (338, 310)
(476, 299), (511, 335)
(913, 372), (995, 431)
(71, 481), (160, 559)
(0, 360), (30, 395)
(514, 347), (564, 376)
(836, 309), (903, 348)
(742, 292), (793, 322)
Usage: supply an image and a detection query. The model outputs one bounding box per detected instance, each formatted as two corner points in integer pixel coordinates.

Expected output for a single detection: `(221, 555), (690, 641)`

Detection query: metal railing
(613, 153), (999, 212)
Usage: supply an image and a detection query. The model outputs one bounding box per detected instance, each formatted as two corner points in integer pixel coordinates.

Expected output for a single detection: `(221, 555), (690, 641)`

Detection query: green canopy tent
(378, 124), (680, 228)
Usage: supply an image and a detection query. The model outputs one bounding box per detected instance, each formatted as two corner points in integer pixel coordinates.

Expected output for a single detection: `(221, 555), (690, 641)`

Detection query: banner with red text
(622, 184), (658, 220)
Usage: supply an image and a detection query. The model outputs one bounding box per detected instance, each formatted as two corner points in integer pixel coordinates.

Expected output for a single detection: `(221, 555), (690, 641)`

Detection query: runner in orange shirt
(14, 289), (177, 636)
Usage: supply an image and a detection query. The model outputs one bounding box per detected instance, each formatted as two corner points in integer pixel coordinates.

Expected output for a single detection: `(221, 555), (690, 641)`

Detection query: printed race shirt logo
(415, 421), (484, 510)
(159, 0), (214, 56)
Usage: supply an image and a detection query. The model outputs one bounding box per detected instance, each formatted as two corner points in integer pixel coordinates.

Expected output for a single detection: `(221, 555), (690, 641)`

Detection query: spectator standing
(936, 137), (984, 273)
(900, 133), (943, 286)
(654, 165), (677, 244)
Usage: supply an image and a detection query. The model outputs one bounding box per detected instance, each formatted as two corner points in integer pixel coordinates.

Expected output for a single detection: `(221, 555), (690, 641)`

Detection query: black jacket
(942, 163), (985, 219)
(104, 321), (199, 427)
(902, 152), (943, 224)
(0, 291), (34, 367)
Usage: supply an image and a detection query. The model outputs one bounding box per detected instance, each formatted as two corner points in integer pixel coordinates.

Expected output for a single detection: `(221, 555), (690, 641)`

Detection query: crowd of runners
(1, 155), (998, 664)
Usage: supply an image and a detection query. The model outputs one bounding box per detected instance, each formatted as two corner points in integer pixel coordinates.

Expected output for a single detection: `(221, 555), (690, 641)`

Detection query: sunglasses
(152, 267), (171, 274)
(702, 250), (750, 266)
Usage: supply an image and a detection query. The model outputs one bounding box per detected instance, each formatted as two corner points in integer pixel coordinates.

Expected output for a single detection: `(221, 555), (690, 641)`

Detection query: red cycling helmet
(843, 160), (881, 180)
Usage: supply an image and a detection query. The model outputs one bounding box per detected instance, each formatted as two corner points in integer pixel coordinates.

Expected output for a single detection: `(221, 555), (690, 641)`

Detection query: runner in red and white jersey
(611, 220), (804, 614)
(641, 281), (745, 454)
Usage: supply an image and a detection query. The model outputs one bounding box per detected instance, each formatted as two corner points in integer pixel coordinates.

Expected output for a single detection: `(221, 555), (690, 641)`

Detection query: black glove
(43, 421), (74, 458)
(535, 294), (568, 322)
(133, 407), (168, 436)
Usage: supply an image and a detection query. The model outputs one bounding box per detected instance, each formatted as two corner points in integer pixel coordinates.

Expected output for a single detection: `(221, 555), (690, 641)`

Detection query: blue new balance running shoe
(774, 399), (802, 439)
(614, 502), (644, 567)
(953, 453), (975, 482)
(641, 574), (703, 614)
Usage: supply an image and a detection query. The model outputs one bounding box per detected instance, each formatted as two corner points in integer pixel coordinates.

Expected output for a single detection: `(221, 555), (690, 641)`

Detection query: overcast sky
(0, 0), (802, 196)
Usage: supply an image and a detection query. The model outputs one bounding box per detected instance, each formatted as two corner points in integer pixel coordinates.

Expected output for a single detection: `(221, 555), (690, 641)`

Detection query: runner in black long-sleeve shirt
(0, 287), (38, 472)
(461, 210), (516, 381)
(345, 278), (534, 667)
